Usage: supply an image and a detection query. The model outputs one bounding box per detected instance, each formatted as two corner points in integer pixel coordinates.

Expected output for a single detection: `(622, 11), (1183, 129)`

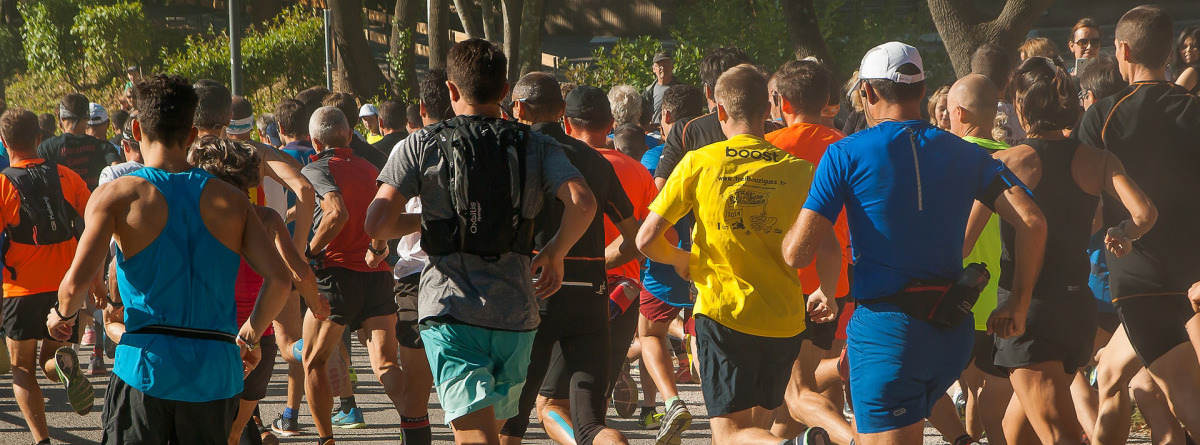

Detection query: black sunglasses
(1074, 38), (1100, 48)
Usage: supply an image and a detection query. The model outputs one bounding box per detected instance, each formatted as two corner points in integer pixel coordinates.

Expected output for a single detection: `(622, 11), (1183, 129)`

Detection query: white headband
(227, 116), (255, 135)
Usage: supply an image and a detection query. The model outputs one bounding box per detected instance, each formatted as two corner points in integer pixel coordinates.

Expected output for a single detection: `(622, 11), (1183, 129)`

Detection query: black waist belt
(130, 325), (237, 344)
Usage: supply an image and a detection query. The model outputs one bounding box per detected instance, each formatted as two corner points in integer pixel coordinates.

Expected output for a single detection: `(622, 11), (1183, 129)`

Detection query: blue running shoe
(292, 339), (303, 363)
(332, 407), (366, 429)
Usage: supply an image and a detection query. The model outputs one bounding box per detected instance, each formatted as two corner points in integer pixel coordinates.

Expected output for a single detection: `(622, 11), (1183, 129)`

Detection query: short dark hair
(773, 59), (831, 115)
(60, 93), (89, 123)
(296, 86), (331, 109)
(134, 74), (198, 147)
(420, 69), (452, 121)
(700, 47), (752, 94)
(1079, 53), (1125, 101)
(1, 108), (41, 152)
(661, 85), (705, 124)
(192, 79), (231, 129)
(1013, 57), (1082, 134)
(866, 63), (926, 104)
(970, 44), (1012, 92)
(231, 95), (254, 120)
(322, 92), (359, 128)
(446, 39), (508, 104)
(1115, 5), (1173, 69)
(512, 72), (563, 122)
(377, 100), (406, 130)
(111, 109), (131, 133)
(405, 103), (422, 127)
(38, 113), (56, 139)
(275, 99), (308, 138)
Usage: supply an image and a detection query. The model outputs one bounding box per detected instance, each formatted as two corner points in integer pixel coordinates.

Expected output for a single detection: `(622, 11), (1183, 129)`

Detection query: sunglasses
(1074, 38), (1099, 48)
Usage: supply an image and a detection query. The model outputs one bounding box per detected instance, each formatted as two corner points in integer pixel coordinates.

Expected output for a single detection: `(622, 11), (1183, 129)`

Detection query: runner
(783, 42), (1048, 445)
(497, 76), (638, 445)
(370, 100), (408, 155)
(636, 83), (705, 437)
(298, 106), (406, 445)
(1075, 4), (1200, 439)
(37, 93), (121, 190)
(970, 56), (1156, 445)
(763, 58), (855, 445)
(946, 74), (1014, 445)
(640, 64), (837, 445)
(365, 39), (596, 445)
(0, 107), (94, 445)
(50, 74), (293, 444)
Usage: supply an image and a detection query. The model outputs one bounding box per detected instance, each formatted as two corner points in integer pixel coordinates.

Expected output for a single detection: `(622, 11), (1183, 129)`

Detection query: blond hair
(714, 64), (769, 123)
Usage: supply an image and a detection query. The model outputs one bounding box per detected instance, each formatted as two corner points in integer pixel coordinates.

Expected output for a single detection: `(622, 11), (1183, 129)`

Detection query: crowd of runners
(2, 3), (1200, 445)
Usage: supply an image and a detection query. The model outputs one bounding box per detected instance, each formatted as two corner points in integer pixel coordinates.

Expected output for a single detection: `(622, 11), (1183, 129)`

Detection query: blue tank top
(113, 167), (244, 402)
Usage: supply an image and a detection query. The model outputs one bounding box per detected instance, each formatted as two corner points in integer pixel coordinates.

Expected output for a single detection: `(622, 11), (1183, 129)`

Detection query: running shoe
(88, 354), (106, 376)
(611, 368), (639, 418)
(270, 414), (301, 437)
(655, 401), (692, 445)
(80, 325), (96, 346)
(637, 410), (663, 429)
(292, 339), (304, 363)
(953, 388), (966, 418)
(794, 426), (830, 445)
(348, 366), (358, 387)
(332, 407), (366, 429)
(53, 346), (94, 415)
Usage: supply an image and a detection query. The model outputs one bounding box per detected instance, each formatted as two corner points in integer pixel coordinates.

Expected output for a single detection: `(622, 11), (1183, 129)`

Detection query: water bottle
(929, 263), (991, 328)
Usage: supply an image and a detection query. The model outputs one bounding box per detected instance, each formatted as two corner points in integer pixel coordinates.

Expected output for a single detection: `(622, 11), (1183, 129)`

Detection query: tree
(453, 0), (483, 39)
(501, 0), (522, 81)
(329, 0), (388, 96)
(780, 0), (829, 62)
(480, 0), (501, 42)
(390, 0), (418, 97)
(428, 0), (450, 70)
(517, 0), (544, 76)
(929, 0), (1055, 76)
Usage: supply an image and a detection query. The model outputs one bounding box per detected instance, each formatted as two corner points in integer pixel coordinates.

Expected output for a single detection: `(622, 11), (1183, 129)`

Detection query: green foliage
(0, 24), (23, 81)
(818, 0), (954, 88)
(564, 36), (702, 92)
(19, 0), (82, 85)
(72, 2), (153, 84)
(159, 5), (324, 95)
(5, 70), (125, 116)
(384, 27), (416, 104)
(670, 0), (792, 72)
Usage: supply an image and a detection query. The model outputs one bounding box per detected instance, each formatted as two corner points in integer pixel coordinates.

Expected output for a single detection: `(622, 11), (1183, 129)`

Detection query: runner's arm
(238, 196), (294, 344)
(963, 201), (993, 258)
(261, 208), (328, 319)
(988, 185), (1047, 339)
(637, 211), (690, 281)
(1102, 151), (1156, 255)
(261, 147), (316, 254)
(533, 177), (597, 298)
(604, 216), (643, 270)
(364, 184), (421, 240)
(782, 209), (834, 269)
(51, 183), (122, 340)
(308, 191), (348, 256)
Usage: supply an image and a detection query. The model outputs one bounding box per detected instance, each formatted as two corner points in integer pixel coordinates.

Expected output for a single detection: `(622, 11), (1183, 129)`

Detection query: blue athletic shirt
(803, 120), (1014, 301)
(113, 167), (244, 402)
(640, 144), (694, 307)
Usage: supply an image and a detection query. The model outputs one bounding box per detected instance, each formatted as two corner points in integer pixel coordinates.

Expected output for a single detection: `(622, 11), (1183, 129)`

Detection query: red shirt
(301, 148), (388, 273)
(766, 123), (851, 297)
(596, 148), (657, 281)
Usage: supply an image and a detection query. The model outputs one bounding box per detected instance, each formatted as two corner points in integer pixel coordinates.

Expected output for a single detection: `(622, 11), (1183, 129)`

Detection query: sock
(639, 405), (656, 417)
(318, 436), (335, 445)
(339, 396), (357, 414)
(36, 440), (51, 445)
(401, 416), (432, 445)
(282, 406), (297, 420)
(665, 395), (682, 410)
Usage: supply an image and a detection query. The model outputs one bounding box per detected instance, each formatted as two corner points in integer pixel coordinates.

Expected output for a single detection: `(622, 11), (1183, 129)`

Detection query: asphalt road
(0, 342), (1151, 444)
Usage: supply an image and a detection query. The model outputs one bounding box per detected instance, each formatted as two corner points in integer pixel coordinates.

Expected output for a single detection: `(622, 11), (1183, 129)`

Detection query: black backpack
(421, 115), (534, 260)
(1, 163), (85, 279)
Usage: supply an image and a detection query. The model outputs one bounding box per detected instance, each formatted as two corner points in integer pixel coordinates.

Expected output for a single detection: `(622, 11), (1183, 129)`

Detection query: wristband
(237, 334), (259, 350)
(305, 245), (320, 260)
(1118, 220), (1141, 242)
(367, 245), (386, 255)
(53, 304), (78, 321)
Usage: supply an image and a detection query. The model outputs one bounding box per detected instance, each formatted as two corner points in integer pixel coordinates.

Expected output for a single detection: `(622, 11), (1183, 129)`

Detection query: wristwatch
(237, 334), (259, 350)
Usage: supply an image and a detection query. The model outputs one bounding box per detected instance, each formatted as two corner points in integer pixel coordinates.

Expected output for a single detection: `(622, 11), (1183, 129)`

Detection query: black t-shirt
(531, 122), (634, 301)
(654, 112), (784, 181)
(350, 134), (389, 170)
(372, 131), (408, 158)
(36, 132), (119, 190)
(1075, 81), (1200, 263)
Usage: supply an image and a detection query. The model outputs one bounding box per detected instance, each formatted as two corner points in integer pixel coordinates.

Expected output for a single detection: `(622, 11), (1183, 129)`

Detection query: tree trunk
(390, 0), (418, 98)
(516, 0), (543, 76)
(928, 0), (1055, 76)
(330, 0), (388, 96)
(453, 0), (483, 39)
(501, 0), (522, 82)
(480, 0), (501, 42)
(428, 0), (450, 70)
(779, 0), (829, 62)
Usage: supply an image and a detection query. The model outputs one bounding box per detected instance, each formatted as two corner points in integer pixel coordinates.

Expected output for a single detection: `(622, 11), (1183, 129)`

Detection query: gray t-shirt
(377, 120), (583, 331)
(648, 83), (670, 124)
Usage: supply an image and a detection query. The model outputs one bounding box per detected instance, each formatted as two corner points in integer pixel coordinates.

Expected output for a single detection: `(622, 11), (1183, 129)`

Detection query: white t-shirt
(99, 161), (144, 186)
(392, 197), (426, 279)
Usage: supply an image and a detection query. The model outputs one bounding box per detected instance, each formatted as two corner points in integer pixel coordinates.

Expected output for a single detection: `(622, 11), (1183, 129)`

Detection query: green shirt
(962, 136), (1009, 331)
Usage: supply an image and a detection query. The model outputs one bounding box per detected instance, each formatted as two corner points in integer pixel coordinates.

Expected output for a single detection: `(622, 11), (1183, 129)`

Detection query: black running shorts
(1115, 293), (1194, 367)
(394, 273), (423, 349)
(695, 315), (803, 417)
(967, 331), (1005, 378)
(799, 297), (846, 351)
(3, 292), (80, 342)
(994, 290), (1097, 374)
(316, 267), (398, 329)
(240, 335), (278, 401)
(101, 374), (239, 444)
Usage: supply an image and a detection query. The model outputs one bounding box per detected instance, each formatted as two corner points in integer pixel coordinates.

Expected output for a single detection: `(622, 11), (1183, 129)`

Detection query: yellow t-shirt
(649, 134), (814, 338)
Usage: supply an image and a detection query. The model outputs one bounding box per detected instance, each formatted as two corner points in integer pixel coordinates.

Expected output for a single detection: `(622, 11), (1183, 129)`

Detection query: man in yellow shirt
(637, 64), (840, 445)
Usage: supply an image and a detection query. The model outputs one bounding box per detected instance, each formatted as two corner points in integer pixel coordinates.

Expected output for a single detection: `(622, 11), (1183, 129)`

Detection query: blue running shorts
(420, 320), (537, 423)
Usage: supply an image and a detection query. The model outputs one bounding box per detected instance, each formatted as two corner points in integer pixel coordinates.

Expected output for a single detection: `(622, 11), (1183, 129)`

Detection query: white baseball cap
(88, 103), (110, 125)
(858, 41), (925, 84)
(358, 104), (378, 118)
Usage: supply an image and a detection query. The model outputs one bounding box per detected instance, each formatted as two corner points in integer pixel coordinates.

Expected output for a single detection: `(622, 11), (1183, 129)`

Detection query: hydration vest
(1, 162), (84, 279)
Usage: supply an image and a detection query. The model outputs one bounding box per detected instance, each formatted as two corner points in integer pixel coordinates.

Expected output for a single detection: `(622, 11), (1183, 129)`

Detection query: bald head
(512, 72), (563, 123)
(947, 74), (998, 138)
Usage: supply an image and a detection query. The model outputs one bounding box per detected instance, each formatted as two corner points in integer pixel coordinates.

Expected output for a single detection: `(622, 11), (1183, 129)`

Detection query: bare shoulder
(200, 178), (252, 217)
(251, 140), (301, 168)
(252, 205), (287, 232)
(995, 144), (1035, 168)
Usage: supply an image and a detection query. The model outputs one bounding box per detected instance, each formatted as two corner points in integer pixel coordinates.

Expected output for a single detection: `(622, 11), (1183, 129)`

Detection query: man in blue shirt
(781, 42), (1047, 445)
